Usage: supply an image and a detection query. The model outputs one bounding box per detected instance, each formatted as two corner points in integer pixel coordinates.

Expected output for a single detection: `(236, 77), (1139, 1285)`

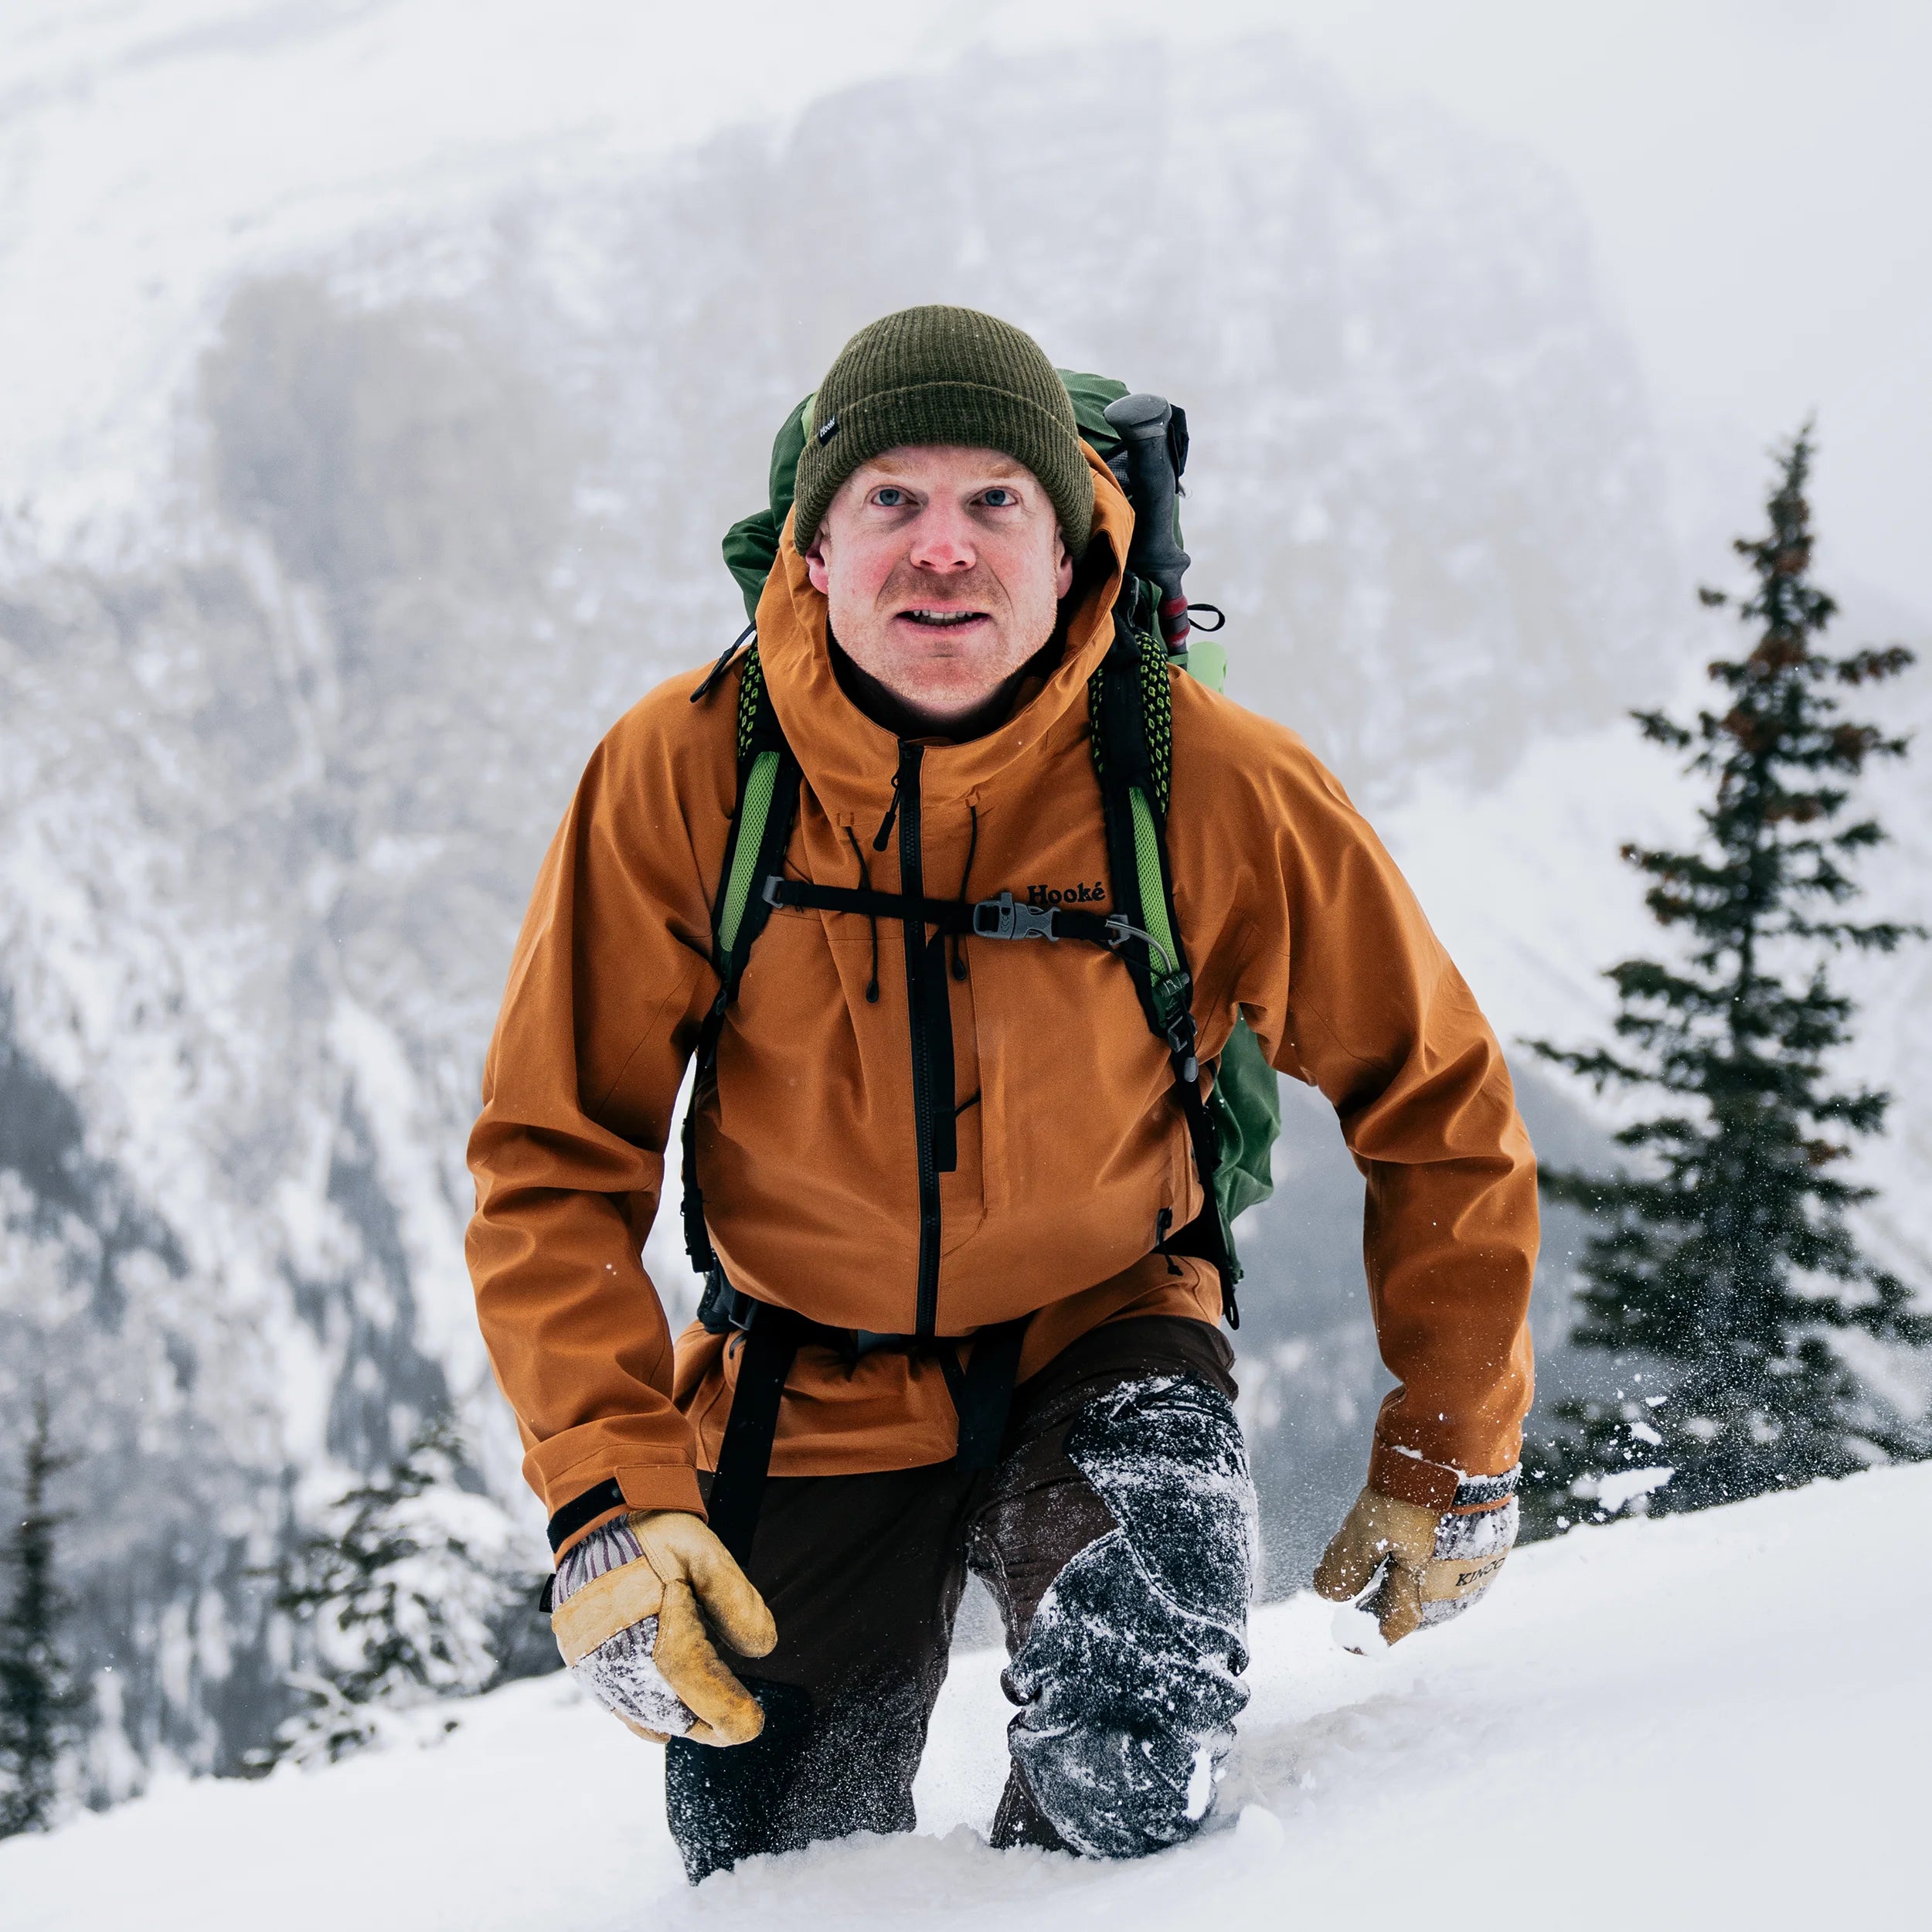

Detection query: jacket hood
(750, 442), (1132, 821)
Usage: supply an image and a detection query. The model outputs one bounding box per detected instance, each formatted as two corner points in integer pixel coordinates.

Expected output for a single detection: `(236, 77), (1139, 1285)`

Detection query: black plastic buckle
(972, 892), (1058, 941)
(696, 1264), (736, 1335)
(1165, 1011), (1202, 1086)
(697, 1265), (759, 1336)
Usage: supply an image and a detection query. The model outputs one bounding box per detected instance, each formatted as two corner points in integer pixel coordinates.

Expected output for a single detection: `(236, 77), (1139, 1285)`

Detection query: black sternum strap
(764, 876), (1118, 949)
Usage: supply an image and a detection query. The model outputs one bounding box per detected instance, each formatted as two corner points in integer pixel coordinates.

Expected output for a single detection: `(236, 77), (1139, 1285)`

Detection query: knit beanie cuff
(791, 307), (1094, 560)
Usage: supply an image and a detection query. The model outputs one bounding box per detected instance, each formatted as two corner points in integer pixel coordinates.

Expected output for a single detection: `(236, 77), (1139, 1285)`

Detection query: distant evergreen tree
(264, 1412), (520, 1767)
(0, 1393), (87, 1837)
(1526, 427), (1930, 1533)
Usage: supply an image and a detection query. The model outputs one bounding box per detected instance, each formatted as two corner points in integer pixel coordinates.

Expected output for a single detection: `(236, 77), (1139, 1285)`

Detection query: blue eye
(874, 487), (906, 507)
(981, 487), (1015, 507)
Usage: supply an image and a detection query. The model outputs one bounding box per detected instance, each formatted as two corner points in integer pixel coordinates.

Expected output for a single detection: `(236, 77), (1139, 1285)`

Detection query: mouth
(895, 607), (991, 631)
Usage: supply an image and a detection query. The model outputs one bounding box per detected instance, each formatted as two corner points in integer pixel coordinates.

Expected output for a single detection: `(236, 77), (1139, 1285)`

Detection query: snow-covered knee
(1004, 1375), (1257, 1858)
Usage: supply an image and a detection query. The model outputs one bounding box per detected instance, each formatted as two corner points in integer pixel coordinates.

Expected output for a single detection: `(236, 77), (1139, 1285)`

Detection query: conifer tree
(266, 1411), (518, 1766)
(0, 1393), (86, 1837)
(1528, 427), (1930, 1530)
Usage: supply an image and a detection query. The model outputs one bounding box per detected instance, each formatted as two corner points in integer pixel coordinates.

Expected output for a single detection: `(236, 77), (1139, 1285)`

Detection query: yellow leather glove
(550, 1510), (777, 1746)
(1314, 1478), (1517, 1646)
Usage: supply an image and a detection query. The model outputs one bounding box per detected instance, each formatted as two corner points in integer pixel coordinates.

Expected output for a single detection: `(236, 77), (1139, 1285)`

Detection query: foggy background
(2, 0), (1927, 1794)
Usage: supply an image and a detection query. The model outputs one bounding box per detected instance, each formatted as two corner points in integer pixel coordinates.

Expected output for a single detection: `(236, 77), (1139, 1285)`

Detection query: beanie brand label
(815, 414), (839, 446)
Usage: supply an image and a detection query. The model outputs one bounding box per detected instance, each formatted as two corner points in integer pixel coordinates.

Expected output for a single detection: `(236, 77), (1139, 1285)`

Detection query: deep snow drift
(5, 1464), (1923, 1929)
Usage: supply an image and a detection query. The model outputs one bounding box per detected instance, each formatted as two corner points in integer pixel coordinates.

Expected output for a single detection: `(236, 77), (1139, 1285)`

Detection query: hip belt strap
(699, 1284), (1030, 1567)
(704, 1304), (811, 1566)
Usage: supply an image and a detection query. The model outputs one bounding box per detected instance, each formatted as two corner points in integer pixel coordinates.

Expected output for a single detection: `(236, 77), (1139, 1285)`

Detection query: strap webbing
(766, 876), (1118, 950)
(546, 1476), (628, 1555)
(952, 1317), (1029, 1469)
(704, 1308), (808, 1566)
(701, 1301), (1031, 1563)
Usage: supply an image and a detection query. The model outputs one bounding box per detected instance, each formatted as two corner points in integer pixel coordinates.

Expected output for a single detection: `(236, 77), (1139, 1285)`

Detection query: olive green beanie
(791, 305), (1094, 561)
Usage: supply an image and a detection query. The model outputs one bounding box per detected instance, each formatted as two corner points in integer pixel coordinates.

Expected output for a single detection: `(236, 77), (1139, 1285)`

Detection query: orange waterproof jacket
(467, 451), (1537, 1554)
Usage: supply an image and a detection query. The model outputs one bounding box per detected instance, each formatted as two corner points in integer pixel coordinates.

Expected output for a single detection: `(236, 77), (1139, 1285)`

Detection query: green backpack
(699, 372), (1281, 1320)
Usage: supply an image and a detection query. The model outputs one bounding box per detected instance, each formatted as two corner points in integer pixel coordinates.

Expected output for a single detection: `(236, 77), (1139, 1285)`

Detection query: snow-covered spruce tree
(265, 1413), (521, 1767)
(0, 1393), (87, 1837)
(1526, 427), (1930, 1533)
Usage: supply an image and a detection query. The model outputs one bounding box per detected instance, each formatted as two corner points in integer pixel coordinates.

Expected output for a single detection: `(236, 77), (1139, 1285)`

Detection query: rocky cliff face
(0, 35), (1684, 1784)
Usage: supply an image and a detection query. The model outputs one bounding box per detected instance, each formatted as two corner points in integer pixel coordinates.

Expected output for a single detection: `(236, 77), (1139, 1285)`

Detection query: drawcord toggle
(1155, 1205), (1182, 1277)
(872, 770), (903, 852)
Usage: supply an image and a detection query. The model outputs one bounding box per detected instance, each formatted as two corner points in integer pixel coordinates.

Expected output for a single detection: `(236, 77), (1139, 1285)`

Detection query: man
(468, 305), (1536, 1880)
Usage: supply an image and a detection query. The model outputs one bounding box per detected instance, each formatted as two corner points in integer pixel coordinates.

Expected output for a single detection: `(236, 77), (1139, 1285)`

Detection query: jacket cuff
(1367, 1438), (1464, 1512)
(547, 1462), (708, 1562)
(1368, 1438), (1524, 1515)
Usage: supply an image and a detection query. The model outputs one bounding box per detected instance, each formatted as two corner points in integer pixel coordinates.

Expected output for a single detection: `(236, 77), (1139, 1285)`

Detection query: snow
(1590, 1465), (1674, 1514)
(6, 1463), (1925, 1927)
(4, 0), (1928, 1851)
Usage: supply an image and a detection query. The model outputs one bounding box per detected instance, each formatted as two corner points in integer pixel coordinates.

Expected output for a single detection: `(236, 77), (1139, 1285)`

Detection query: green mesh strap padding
(719, 749), (780, 961)
(716, 645), (780, 962)
(1088, 614), (1183, 1016)
(1138, 628), (1173, 814)
(1087, 619), (1173, 813)
(735, 646), (767, 761)
(1129, 785), (1185, 1016)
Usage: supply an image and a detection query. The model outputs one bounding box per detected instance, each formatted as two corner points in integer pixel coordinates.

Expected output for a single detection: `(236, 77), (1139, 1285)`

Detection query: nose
(906, 498), (978, 574)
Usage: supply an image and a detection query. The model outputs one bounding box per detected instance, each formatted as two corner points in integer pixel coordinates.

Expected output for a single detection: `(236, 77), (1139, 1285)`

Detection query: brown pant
(665, 1316), (1253, 1880)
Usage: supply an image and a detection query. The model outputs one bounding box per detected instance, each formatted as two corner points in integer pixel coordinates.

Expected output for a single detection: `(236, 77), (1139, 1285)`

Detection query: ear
(803, 526), (832, 597)
(1053, 528), (1073, 600)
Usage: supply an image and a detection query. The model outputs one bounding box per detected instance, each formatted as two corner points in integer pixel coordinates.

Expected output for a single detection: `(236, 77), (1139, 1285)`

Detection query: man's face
(804, 444), (1074, 731)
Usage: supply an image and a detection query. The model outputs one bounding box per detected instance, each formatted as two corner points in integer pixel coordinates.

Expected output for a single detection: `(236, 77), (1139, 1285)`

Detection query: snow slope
(5, 1464), (1923, 1930)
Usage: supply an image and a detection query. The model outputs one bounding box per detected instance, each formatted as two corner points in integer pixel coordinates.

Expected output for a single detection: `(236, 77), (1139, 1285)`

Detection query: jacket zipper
(894, 741), (946, 1338)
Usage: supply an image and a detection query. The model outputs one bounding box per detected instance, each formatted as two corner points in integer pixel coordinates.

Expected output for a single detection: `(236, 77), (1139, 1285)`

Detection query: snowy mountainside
(4, 1462), (1923, 1929)
(4, 19), (1913, 1793)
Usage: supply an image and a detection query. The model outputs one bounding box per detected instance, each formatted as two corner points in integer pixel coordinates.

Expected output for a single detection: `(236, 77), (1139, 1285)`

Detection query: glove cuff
(1447, 1468), (1519, 1512)
(1418, 1470), (1519, 1630)
(552, 1512), (646, 1606)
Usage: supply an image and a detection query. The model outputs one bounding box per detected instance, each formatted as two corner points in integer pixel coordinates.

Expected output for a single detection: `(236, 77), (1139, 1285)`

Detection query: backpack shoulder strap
(1090, 613), (1189, 1032)
(1090, 607), (1243, 1321)
(713, 645), (803, 988)
(682, 644), (802, 1283)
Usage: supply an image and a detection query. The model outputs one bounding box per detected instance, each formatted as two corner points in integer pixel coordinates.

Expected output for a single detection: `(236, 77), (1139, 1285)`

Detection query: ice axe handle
(1103, 392), (1192, 653)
